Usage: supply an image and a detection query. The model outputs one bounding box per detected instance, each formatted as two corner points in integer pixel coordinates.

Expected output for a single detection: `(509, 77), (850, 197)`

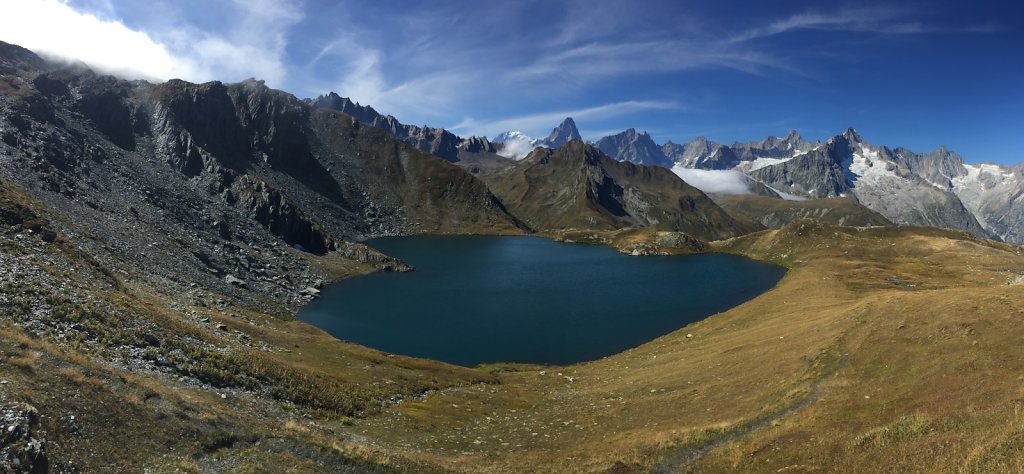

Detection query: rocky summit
(308, 91), (502, 163)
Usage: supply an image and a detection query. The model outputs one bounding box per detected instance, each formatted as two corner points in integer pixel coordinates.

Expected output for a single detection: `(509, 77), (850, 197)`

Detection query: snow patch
(767, 186), (807, 201)
(743, 155), (796, 172)
(844, 144), (898, 186)
(735, 146), (821, 172)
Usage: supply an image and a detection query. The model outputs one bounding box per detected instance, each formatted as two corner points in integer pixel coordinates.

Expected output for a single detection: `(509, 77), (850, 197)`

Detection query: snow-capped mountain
(307, 91), (1024, 243)
(599, 127), (994, 239)
(492, 131), (541, 160)
(492, 117), (582, 160)
(492, 130), (534, 144)
(896, 146), (1024, 242)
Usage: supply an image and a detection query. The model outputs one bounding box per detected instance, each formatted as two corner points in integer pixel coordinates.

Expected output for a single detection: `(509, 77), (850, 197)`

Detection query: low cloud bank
(496, 135), (541, 160)
(671, 167), (755, 195)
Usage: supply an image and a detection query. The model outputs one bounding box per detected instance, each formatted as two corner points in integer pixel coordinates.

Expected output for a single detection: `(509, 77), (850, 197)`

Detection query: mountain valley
(2, 37), (1024, 474)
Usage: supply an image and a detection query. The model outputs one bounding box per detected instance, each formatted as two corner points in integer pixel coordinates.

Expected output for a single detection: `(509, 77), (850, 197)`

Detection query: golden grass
(6, 175), (1024, 472)
(338, 221), (1024, 472)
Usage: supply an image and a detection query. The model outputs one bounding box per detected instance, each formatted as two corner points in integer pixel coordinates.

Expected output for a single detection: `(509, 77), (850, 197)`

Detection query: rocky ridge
(0, 41), (520, 317)
(481, 140), (760, 240)
(598, 125), (997, 240)
(308, 92), (496, 162)
(596, 128), (672, 168)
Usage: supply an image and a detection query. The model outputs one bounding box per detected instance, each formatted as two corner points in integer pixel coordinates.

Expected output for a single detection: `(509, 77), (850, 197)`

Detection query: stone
(38, 228), (57, 243)
(224, 274), (247, 287)
(299, 287), (320, 297)
(0, 403), (47, 473)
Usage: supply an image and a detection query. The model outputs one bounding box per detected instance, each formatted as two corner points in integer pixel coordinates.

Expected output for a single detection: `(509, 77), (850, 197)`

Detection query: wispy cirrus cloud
(450, 100), (679, 139)
(727, 6), (1001, 44)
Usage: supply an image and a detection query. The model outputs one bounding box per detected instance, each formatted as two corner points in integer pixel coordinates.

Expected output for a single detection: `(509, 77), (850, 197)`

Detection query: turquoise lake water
(298, 235), (784, 367)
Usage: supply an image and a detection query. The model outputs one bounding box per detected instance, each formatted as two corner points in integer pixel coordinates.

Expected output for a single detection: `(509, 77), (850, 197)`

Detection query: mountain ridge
(480, 140), (760, 239)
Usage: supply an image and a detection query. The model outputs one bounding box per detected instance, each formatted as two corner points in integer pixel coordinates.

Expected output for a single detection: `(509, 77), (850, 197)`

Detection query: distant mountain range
(487, 118), (1020, 242)
(6, 34), (1017, 245)
(308, 89), (1022, 242)
(492, 117), (582, 160)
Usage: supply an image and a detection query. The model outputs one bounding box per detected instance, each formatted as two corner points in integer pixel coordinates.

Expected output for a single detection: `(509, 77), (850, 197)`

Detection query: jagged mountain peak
(545, 117), (582, 148)
(595, 128), (671, 167)
(842, 127), (865, 144)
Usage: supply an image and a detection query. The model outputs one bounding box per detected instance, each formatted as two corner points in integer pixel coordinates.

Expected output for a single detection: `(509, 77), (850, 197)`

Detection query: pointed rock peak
(842, 127), (864, 143)
(784, 129), (801, 141)
(311, 92), (365, 113)
(545, 117), (583, 147)
(322, 91), (344, 102)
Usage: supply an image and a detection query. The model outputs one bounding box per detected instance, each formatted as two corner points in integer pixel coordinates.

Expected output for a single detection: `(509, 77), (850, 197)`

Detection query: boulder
(224, 274), (247, 287)
(1, 403), (48, 473)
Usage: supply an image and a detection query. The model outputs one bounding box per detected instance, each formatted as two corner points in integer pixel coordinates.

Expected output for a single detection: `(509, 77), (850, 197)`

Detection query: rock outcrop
(1, 403), (47, 473)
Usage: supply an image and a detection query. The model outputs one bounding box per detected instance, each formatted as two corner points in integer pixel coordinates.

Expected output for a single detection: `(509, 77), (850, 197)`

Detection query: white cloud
(0, 0), (301, 87)
(671, 168), (756, 195)
(0, 0), (176, 80)
(726, 7), (935, 44)
(495, 134), (540, 160)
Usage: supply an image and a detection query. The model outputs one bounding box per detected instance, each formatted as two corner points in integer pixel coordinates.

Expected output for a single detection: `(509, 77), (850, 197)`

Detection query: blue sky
(2, 0), (1022, 163)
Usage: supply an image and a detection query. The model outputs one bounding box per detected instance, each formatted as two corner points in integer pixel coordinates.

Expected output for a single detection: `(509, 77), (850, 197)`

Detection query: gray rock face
(732, 130), (817, 162)
(950, 165), (1024, 242)
(664, 137), (740, 169)
(595, 128), (672, 167)
(747, 147), (850, 198)
(748, 131), (989, 237)
(309, 92), (495, 162)
(228, 175), (337, 254)
(0, 42), (45, 74)
(458, 136), (496, 153)
(0, 40), (516, 313)
(1, 403), (47, 474)
(892, 145), (1018, 237)
(542, 117), (582, 148)
(897, 147), (1024, 242)
(896, 145), (967, 189)
(659, 126), (991, 238)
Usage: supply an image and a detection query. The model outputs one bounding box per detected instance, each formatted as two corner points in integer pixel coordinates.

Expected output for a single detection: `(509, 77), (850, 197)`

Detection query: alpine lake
(299, 235), (785, 367)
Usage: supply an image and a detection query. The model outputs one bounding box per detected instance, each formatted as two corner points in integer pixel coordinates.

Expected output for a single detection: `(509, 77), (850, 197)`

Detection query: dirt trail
(655, 352), (849, 472)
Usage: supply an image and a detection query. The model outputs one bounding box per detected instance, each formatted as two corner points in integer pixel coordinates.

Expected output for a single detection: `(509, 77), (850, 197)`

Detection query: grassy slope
(347, 221), (1024, 472)
(308, 109), (525, 236)
(0, 178), (486, 471)
(4, 165), (1024, 471)
(715, 194), (893, 228)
